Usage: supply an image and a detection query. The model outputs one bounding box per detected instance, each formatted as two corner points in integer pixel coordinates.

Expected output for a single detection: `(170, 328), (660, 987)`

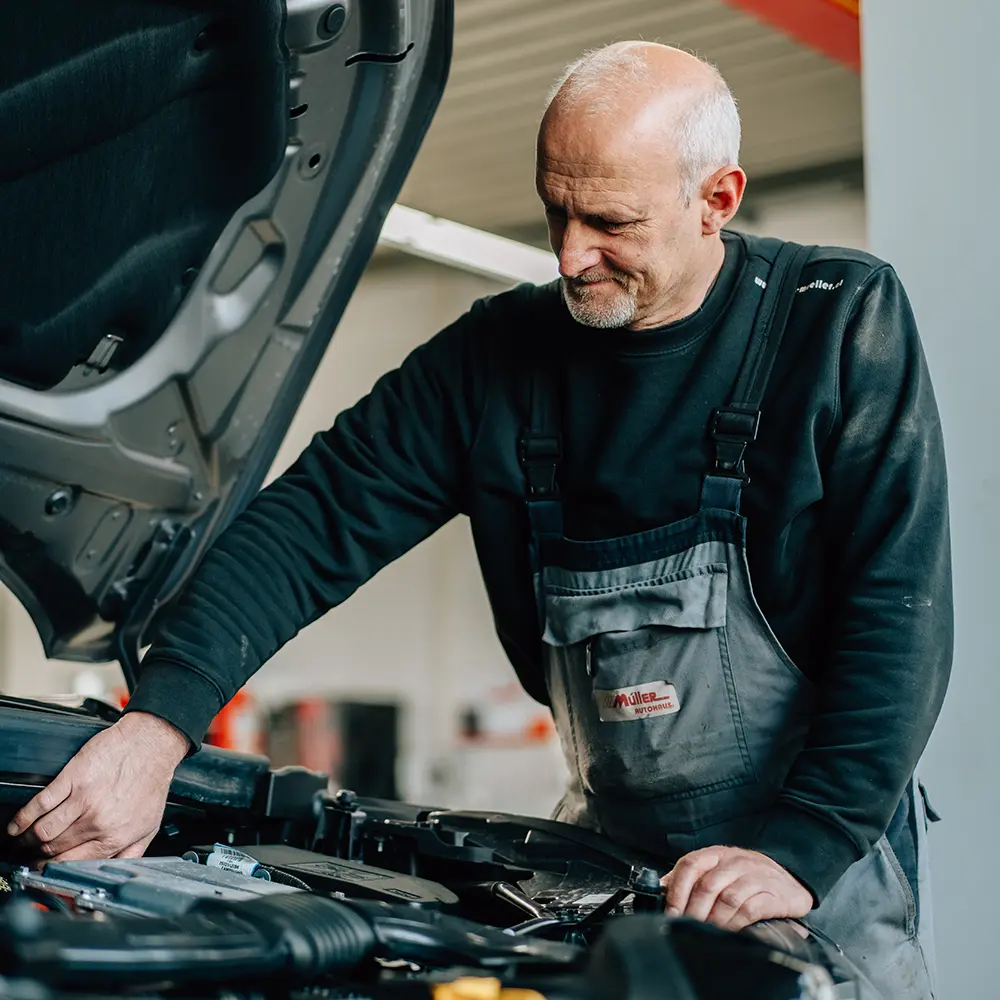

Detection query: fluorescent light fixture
(379, 204), (560, 286)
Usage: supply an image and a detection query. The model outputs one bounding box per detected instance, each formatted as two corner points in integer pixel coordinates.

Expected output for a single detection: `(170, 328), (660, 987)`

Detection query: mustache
(564, 269), (631, 289)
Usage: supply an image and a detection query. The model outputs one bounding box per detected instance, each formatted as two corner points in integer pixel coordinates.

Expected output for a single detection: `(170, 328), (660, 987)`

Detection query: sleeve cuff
(122, 658), (227, 753)
(751, 801), (866, 905)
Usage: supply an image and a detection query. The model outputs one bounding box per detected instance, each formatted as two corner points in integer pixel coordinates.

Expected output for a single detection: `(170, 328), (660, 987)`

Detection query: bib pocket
(542, 560), (756, 803)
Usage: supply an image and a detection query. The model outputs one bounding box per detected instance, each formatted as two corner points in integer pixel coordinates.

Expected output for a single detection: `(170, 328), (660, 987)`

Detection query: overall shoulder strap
(519, 355), (564, 543)
(700, 241), (814, 513)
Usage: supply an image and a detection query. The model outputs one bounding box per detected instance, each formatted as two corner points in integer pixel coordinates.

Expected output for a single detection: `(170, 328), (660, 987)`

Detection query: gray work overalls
(519, 243), (937, 999)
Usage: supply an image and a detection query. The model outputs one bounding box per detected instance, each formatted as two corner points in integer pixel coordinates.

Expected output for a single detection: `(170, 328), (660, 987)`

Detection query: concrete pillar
(862, 4), (1000, 996)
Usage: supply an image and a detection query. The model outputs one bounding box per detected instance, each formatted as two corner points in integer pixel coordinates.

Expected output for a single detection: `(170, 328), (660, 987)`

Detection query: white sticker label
(213, 844), (251, 858)
(595, 681), (680, 722)
(206, 844), (270, 880)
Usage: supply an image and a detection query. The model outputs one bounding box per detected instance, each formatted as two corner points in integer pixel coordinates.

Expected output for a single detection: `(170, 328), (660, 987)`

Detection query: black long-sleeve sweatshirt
(126, 232), (953, 902)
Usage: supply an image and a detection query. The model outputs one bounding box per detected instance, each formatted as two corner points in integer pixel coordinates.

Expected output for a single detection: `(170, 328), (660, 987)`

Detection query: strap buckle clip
(709, 406), (760, 482)
(518, 433), (562, 496)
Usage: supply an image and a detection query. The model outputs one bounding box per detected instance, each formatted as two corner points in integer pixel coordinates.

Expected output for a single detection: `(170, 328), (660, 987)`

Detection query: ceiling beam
(378, 205), (559, 285)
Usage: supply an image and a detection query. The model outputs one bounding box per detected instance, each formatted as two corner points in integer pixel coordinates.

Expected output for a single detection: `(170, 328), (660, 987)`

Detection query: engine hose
(263, 868), (314, 892)
(507, 916), (569, 937)
(212, 892), (376, 976)
(0, 892), (581, 990)
(341, 899), (581, 969)
(0, 892), (376, 989)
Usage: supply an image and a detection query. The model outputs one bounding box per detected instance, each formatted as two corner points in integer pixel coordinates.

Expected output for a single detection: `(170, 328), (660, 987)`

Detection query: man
(9, 43), (950, 997)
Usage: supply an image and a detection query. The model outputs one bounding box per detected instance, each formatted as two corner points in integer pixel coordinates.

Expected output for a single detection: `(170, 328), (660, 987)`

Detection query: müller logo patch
(595, 682), (680, 722)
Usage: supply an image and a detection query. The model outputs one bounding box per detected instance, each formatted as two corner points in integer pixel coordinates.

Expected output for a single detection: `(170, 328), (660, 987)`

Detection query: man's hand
(7, 711), (189, 862)
(660, 846), (812, 932)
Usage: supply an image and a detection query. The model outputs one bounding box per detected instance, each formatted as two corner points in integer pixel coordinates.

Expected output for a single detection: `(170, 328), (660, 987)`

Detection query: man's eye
(544, 206), (566, 221)
(601, 220), (630, 233)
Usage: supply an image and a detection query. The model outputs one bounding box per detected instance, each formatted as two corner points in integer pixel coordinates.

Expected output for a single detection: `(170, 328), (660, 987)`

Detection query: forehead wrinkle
(538, 119), (677, 184)
(538, 172), (639, 201)
(537, 154), (624, 179)
(538, 161), (652, 201)
(537, 154), (655, 195)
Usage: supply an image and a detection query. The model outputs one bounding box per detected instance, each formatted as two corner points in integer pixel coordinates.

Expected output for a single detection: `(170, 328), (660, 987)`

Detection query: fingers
(684, 859), (753, 922)
(114, 834), (154, 860)
(49, 839), (119, 863)
(664, 848), (723, 916)
(47, 818), (157, 862)
(707, 882), (776, 930)
(36, 814), (107, 860)
(8, 774), (73, 837)
(726, 892), (782, 931)
(663, 847), (814, 931)
(7, 722), (175, 865)
(114, 844), (144, 860)
(24, 797), (86, 854)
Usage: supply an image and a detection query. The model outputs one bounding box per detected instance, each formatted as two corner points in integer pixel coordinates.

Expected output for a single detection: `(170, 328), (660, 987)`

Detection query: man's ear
(701, 165), (747, 235)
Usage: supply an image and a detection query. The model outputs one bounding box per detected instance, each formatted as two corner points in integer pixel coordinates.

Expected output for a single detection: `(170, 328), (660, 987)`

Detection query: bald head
(541, 42), (740, 202)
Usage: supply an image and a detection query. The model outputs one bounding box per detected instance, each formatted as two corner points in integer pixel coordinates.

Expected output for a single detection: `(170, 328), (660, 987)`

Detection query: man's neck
(629, 237), (727, 330)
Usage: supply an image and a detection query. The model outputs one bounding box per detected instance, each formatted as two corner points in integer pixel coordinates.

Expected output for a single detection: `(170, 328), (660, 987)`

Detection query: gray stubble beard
(561, 277), (638, 329)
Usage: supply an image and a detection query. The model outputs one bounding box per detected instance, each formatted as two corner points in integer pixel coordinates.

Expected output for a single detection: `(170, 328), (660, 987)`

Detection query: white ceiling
(398, 0), (863, 234)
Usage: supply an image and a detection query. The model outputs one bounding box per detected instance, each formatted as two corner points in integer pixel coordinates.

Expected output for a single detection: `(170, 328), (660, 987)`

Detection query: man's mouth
(566, 274), (627, 291)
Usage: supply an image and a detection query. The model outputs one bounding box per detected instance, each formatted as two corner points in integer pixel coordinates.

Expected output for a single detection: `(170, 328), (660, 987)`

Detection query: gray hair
(547, 44), (742, 203)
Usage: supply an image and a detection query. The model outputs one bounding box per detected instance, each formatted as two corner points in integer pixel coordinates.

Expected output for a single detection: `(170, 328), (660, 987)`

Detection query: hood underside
(0, 0), (452, 677)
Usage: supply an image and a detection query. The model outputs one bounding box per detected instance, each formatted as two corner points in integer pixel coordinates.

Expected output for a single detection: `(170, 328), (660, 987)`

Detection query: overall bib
(520, 244), (937, 998)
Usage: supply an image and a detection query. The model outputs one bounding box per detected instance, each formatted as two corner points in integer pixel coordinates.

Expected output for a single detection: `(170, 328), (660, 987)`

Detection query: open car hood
(0, 1), (452, 680)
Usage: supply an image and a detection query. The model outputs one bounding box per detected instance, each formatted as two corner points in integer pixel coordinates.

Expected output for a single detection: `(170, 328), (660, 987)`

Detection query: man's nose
(557, 221), (602, 278)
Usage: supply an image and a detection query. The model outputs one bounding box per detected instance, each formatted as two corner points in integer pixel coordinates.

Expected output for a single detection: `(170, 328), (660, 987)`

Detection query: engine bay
(0, 697), (873, 999)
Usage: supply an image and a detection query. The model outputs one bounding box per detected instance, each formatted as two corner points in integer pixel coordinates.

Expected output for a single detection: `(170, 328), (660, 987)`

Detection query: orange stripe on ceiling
(725, 0), (861, 72)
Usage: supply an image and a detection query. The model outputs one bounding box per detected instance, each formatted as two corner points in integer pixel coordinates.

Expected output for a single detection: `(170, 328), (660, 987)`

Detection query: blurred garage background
(4, 1), (997, 995)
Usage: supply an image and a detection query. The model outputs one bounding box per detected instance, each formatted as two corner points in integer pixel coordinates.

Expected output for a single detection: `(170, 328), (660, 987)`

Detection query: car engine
(0, 697), (875, 1000)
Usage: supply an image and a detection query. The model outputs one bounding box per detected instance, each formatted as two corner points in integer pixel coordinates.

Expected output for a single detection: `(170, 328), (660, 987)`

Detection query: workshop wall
(733, 179), (866, 249)
(863, 2), (1000, 995)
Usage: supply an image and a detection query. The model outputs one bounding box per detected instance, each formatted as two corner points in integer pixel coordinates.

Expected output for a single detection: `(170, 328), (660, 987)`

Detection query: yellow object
(432, 977), (547, 1000)
(826, 0), (860, 15)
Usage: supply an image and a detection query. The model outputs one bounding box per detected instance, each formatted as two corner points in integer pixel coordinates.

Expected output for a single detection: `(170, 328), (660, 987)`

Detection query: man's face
(536, 114), (703, 331)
